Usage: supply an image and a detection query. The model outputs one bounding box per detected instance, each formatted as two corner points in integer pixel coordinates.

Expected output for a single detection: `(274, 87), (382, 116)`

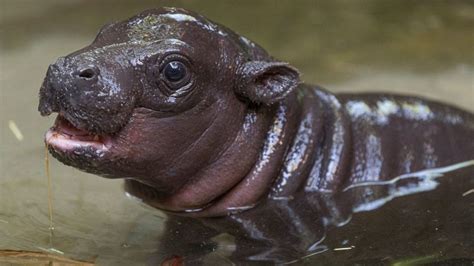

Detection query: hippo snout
(39, 58), (99, 115)
(38, 52), (137, 134)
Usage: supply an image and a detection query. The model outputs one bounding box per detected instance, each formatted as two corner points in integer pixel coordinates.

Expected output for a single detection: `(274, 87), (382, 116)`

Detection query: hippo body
(38, 8), (474, 264)
(124, 84), (474, 217)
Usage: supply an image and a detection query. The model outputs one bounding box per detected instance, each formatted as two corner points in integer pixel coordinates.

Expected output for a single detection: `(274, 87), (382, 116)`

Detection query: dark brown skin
(38, 8), (474, 264)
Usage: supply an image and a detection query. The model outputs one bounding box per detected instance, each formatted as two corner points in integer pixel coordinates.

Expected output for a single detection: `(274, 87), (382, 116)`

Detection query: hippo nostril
(77, 67), (98, 80)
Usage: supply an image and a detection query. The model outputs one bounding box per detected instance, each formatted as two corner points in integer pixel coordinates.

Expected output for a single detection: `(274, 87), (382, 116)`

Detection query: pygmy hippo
(38, 7), (474, 263)
(39, 8), (473, 217)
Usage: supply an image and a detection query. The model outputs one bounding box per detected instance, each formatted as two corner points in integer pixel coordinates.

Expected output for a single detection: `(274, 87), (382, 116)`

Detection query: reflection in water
(344, 160), (474, 213)
(155, 161), (473, 264)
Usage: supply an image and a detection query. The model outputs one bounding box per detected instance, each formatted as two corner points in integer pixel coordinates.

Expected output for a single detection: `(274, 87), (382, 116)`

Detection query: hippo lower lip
(45, 115), (112, 152)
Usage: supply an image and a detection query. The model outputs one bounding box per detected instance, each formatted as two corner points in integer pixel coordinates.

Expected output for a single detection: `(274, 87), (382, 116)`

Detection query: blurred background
(1, 0), (473, 265)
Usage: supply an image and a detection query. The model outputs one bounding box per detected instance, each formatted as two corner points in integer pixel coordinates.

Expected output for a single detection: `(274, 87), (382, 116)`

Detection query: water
(1, 0), (473, 265)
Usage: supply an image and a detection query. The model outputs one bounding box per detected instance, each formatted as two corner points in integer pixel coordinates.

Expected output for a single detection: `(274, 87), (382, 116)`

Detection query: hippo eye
(161, 60), (191, 90)
(164, 61), (186, 82)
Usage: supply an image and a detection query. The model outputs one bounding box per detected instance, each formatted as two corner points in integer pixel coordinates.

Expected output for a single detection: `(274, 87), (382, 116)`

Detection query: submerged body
(38, 7), (474, 263)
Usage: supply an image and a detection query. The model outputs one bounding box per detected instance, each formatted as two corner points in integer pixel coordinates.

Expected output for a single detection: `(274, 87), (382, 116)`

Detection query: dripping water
(45, 144), (55, 247)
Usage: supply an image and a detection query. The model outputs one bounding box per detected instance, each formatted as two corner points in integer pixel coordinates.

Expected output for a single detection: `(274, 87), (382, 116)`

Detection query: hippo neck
(194, 92), (303, 216)
(124, 86), (353, 217)
(189, 87), (353, 217)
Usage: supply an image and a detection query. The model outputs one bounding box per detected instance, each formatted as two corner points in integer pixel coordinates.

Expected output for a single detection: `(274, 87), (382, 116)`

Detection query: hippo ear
(236, 61), (301, 105)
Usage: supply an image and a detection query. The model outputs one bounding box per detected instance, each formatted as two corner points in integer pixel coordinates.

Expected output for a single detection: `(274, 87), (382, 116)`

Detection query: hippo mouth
(45, 115), (113, 152)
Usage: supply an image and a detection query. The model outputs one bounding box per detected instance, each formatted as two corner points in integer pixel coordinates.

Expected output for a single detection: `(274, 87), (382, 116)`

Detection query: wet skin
(38, 8), (474, 264)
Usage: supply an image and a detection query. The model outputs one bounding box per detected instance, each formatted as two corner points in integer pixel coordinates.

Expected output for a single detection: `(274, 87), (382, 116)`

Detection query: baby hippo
(39, 7), (474, 219)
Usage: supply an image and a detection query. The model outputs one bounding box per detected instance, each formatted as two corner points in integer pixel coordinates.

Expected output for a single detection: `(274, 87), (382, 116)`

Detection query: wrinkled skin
(38, 8), (474, 264)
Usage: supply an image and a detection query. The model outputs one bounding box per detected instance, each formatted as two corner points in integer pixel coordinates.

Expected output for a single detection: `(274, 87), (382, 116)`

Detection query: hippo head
(39, 8), (299, 200)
